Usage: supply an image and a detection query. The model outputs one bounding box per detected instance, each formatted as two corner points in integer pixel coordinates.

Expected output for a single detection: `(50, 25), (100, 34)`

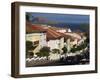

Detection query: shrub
(36, 46), (50, 59)
(62, 46), (67, 53)
(52, 49), (60, 54)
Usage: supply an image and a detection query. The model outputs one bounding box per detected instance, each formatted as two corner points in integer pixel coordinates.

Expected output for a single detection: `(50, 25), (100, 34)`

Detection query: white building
(49, 52), (61, 60)
(68, 28), (72, 32)
(26, 31), (47, 55)
(46, 28), (64, 51)
(56, 29), (66, 33)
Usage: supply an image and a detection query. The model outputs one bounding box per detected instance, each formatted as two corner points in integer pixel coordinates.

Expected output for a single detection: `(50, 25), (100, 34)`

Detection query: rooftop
(26, 21), (81, 41)
(26, 22), (63, 41)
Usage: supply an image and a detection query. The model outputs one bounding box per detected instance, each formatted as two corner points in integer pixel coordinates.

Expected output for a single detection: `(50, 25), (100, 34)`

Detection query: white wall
(48, 39), (60, 50)
(26, 33), (47, 46)
(26, 33), (42, 41)
(0, 0), (100, 80)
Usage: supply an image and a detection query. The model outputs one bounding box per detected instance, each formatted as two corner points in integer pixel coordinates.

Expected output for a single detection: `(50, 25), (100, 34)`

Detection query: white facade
(57, 29), (66, 33)
(49, 52), (60, 60)
(65, 32), (81, 40)
(26, 32), (47, 54)
(26, 32), (46, 46)
(59, 37), (64, 50)
(47, 39), (60, 50)
(68, 28), (72, 32)
(78, 36), (87, 45)
(47, 37), (64, 51)
(66, 38), (78, 52)
(70, 39), (78, 45)
(66, 39), (72, 52)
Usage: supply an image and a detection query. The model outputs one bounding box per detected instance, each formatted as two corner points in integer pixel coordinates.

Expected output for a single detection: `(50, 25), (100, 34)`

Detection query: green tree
(70, 42), (88, 54)
(71, 47), (76, 53)
(26, 13), (32, 21)
(36, 46), (50, 59)
(27, 52), (34, 59)
(52, 49), (60, 54)
(62, 46), (68, 58)
(62, 46), (67, 53)
(26, 41), (33, 51)
(26, 41), (38, 58)
(36, 52), (43, 57)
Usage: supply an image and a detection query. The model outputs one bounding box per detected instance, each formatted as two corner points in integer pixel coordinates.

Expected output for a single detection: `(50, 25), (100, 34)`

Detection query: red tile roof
(26, 22), (63, 41)
(46, 28), (62, 41)
(26, 22), (80, 41)
(26, 22), (46, 32)
(32, 25), (44, 31)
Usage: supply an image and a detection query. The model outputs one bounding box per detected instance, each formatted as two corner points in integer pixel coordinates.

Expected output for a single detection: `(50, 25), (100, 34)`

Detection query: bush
(36, 46), (50, 59)
(71, 47), (77, 53)
(62, 46), (67, 53)
(52, 49), (60, 54)
(36, 52), (43, 57)
(26, 52), (34, 58)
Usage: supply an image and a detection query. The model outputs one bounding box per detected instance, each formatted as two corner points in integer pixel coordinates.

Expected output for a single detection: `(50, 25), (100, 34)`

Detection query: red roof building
(26, 22), (80, 42)
(26, 22), (63, 41)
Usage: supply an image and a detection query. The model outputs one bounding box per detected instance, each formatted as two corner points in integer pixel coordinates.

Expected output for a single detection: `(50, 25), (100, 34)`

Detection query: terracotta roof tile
(26, 22), (80, 41)
(26, 22), (63, 41)
(46, 28), (62, 41)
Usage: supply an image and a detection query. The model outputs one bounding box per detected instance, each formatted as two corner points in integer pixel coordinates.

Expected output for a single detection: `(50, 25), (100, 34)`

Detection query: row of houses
(26, 21), (86, 59)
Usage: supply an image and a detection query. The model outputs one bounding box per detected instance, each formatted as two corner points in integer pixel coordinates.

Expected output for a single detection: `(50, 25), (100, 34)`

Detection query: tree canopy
(62, 46), (67, 54)
(52, 49), (60, 54)
(36, 46), (50, 58)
